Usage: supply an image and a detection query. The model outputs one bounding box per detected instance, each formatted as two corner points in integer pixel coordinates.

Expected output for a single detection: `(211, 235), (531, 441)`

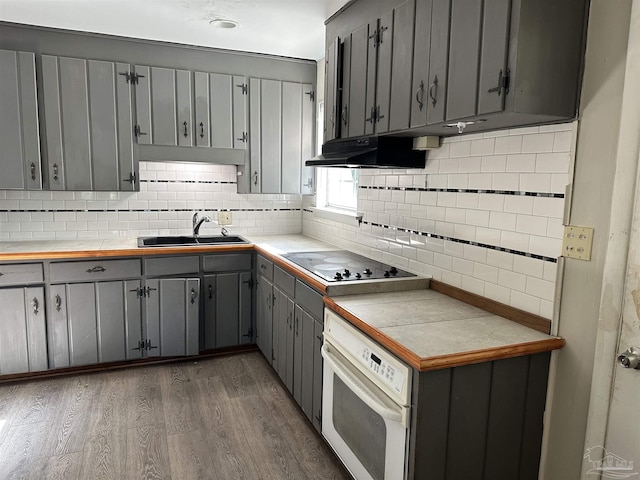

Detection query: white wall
(0, 162), (303, 240)
(304, 122), (575, 320)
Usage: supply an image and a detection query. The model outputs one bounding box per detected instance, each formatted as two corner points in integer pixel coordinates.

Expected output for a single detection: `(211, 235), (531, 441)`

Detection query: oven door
(321, 341), (410, 480)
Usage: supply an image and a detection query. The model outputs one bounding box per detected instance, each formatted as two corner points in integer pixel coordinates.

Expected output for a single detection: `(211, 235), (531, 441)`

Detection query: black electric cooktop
(282, 250), (416, 282)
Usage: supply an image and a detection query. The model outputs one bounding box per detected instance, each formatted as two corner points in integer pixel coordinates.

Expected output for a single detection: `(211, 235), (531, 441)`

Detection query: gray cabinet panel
(194, 72), (210, 147)
(239, 271), (252, 344)
(295, 280), (323, 320)
(42, 55), (65, 189)
(293, 305), (304, 406)
(300, 308), (315, 421)
(324, 38), (339, 141)
(233, 76), (248, 150)
(203, 274), (216, 349)
(340, 35), (352, 139)
(203, 253), (252, 273)
(249, 78), (262, 193)
(374, 9), (393, 134)
(0, 50), (41, 190)
(26, 287), (48, 372)
(477, 0), (511, 115)
(125, 280), (143, 360)
(66, 283), (99, 366)
(426, 0), (451, 125)
(48, 284), (70, 368)
(95, 281), (127, 363)
(364, 20), (378, 136)
(88, 60), (119, 191)
(282, 82), (302, 194)
(410, 0), (434, 128)
(301, 83), (315, 194)
(256, 275), (273, 363)
(284, 294), (295, 393)
(446, 0), (483, 121)
(116, 62), (136, 191)
(260, 79), (282, 193)
(256, 255), (274, 280)
(0, 263), (43, 286)
(176, 70), (193, 147)
(273, 286), (291, 387)
(216, 272), (240, 348)
(274, 266), (295, 297)
(134, 65), (152, 144)
(388, 0), (415, 132)
(210, 73), (233, 148)
(312, 318), (323, 432)
(150, 67), (177, 146)
(347, 25), (370, 138)
(0, 288), (30, 374)
(144, 255), (198, 277)
(50, 258), (141, 283)
(59, 56), (92, 190)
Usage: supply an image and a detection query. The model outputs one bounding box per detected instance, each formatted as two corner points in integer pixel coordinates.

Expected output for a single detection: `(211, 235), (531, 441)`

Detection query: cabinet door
(249, 78), (262, 193)
(364, 20), (378, 136)
(0, 287), (46, 374)
(300, 309), (316, 422)
(216, 272), (240, 348)
(115, 62), (137, 191)
(427, 0), (451, 125)
(203, 274), (217, 350)
(388, 0), (416, 132)
(151, 67), (178, 145)
(477, 0), (511, 115)
(145, 278), (199, 357)
(239, 271), (253, 344)
(347, 25), (370, 138)
(282, 82), (302, 194)
(410, 0), (434, 128)
(340, 34), (352, 139)
(176, 70), (193, 147)
(194, 72), (211, 147)
(95, 281), (141, 363)
(0, 50), (41, 190)
(256, 275), (273, 363)
(301, 83), (316, 195)
(48, 284), (70, 368)
(446, 0), (483, 120)
(41, 55), (65, 190)
(134, 65), (152, 144)
(273, 286), (294, 390)
(210, 73), (233, 148)
(65, 283), (98, 366)
(261, 79), (282, 194)
(312, 318), (323, 432)
(324, 38), (339, 141)
(233, 76), (248, 149)
(375, 10), (394, 133)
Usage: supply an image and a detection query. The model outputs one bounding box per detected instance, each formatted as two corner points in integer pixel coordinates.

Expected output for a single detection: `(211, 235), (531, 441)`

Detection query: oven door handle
(322, 344), (403, 424)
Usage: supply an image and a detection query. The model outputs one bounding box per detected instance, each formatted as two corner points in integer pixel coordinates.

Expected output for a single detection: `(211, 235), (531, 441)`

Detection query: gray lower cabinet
(48, 280), (142, 367)
(144, 278), (200, 357)
(41, 55), (137, 191)
(201, 252), (254, 350)
(0, 49), (42, 190)
(0, 286), (47, 374)
(255, 254), (274, 363)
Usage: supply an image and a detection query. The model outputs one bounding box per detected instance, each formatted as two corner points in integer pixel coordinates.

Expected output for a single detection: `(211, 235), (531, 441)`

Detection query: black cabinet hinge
(134, 125), (148, 138)
(123, 171), (137, 186)
(236, 83), (248, 95)
(242, 277), (254, 289)
(119, 71), (145, 85)
(488, 68), (510, 96)
(242, 327), (254, 339)
(305, 90), (315, 102)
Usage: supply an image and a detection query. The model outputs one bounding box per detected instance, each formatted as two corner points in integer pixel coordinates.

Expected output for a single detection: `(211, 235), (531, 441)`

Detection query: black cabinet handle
(183, 121), (188, 138)
(208, 284), (213, 300)
(236, 132), (248, 142)
(190, 288), (198, 304)
(365, 106), (376, 124)
(253, 171), (259, 186)
(32, 297), (39, 315)
(53, 163), (59, 182)
(30, 162), (37, 181)
(54, 294), (62, 312)
(342, 106), (348, 126)
(416, 80), (425, 111)
(86, 266), (106, 273)
(429, 75), (438, 108)
(199, 122), (205, 138)
(376, 105), (384, 121)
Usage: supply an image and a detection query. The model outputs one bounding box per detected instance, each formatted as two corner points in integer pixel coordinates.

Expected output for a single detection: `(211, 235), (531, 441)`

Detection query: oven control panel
(324, 309), (411, 406)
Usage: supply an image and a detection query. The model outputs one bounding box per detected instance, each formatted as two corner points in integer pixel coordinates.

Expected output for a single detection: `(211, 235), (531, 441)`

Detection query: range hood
(306, 136), (426, 168)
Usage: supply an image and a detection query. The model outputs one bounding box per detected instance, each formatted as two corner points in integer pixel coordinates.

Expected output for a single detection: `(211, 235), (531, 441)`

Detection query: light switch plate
(217, 211), (232, 226)
(561, 225), (594, 260)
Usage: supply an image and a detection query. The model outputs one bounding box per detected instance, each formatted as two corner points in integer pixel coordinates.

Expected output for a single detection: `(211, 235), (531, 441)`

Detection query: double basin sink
(138, 235), (249, 247)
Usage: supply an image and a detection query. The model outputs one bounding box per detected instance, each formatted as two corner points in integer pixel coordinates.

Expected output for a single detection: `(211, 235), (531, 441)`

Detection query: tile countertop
(324, 290), (565, 372)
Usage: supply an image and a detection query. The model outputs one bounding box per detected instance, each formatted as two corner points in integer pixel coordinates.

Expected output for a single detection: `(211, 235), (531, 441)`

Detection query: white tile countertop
(324, 289), (564, 372)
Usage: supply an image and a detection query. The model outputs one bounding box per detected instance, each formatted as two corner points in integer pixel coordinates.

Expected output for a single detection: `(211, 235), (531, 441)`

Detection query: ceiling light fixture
(209, 18), (238, 29)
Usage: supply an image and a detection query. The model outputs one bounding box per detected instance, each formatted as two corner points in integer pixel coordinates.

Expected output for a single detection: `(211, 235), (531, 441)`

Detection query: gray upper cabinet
(247, 78), (314, 194)
(194, 72), (211, 147)
(233, 76), (249, 150)
(210, 73), (233, 148)
(0, 49), (42, 190)
(135, 65), (177, 145)
(324, 38), (340, 142)
(177, 70), (193, 147)
(326, 0), (588, 137)
(41, 55), (137, 191)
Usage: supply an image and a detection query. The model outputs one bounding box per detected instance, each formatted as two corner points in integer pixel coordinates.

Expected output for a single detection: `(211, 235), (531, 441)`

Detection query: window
(315, 100), (359, 216)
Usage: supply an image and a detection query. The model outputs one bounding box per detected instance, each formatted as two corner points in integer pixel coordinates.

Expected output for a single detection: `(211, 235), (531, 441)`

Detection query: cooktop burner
(282, 250), (416, 282)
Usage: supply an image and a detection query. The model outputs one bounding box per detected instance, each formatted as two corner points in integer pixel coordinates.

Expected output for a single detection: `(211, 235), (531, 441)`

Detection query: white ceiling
(0, 0), (350, 60)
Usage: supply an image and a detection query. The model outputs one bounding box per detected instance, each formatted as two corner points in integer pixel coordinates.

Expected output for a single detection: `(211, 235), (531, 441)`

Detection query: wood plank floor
(0, 352), (352, 480)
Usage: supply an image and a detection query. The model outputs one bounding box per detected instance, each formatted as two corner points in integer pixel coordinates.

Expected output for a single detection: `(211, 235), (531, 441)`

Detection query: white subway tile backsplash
(492, 173), (520, 191)
(498, 269), (527, 293)
(500, 231), (530, 251)
(506, 154), (536, 173)
(494, 135), (523, 155)
(485, 282), (511, 304)
(481, 155), (507, 172)
(516, 214), (548, 236)
(520, 173), (552, 193)
(489, 212), (517, 231)
(470, 138), (495, 156)
(533, 197), (564, 218)
(449, 141), (472, 158)
(521, 133), (555, 153)
(510, 291), (541, 315)
(513, 255), (544, 278)
(535, 152), (571, 173)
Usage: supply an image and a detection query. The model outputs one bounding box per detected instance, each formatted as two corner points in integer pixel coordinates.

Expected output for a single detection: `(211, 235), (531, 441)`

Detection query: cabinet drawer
(274, 266), (295, 297)
(50, 259), (140, 283)
(0, 263), (44, 285)
(256, 254), (273, 280)
(145, 256), (199, 276)
(295, 280), (324, 321)
(203, 253), (252, 272)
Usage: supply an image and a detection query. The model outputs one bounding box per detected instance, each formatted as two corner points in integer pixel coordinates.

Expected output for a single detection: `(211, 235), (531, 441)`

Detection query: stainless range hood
(305, 136), (426, 168)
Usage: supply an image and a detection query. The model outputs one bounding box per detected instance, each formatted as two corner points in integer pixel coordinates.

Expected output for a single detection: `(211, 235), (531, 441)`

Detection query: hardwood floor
(0, 352), (351, 480)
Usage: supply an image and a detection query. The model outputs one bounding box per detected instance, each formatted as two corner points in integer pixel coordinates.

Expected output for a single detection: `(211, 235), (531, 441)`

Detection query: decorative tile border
(0, 208), (301, 213)
(360, 185), (564, 198)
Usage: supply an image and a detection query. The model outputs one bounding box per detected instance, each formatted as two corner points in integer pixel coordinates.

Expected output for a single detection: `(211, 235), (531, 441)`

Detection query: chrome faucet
(192, 212), (212, 237)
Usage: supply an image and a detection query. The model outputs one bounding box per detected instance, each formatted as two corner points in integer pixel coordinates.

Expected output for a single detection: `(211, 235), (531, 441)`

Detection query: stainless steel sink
(137, 235), (250, 247)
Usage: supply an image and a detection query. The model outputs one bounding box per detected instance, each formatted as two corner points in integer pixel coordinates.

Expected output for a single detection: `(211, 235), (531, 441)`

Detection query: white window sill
(309, 207), (362, 226)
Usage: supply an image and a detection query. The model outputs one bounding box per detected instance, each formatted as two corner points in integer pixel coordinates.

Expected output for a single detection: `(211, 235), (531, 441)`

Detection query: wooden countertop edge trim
(0, 244), (254, 261)
(429, 279), (552, 334)
(253, 245), (328, 294)
(323, 297), (565, 372)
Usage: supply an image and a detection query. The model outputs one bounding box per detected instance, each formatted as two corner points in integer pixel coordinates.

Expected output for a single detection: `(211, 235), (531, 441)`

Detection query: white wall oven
(322, 309), (412, 480)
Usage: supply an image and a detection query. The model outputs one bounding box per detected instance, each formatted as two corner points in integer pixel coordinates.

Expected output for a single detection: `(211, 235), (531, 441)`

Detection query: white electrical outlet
(561, 225), (594, 260)
(217, 211), (232, 225)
